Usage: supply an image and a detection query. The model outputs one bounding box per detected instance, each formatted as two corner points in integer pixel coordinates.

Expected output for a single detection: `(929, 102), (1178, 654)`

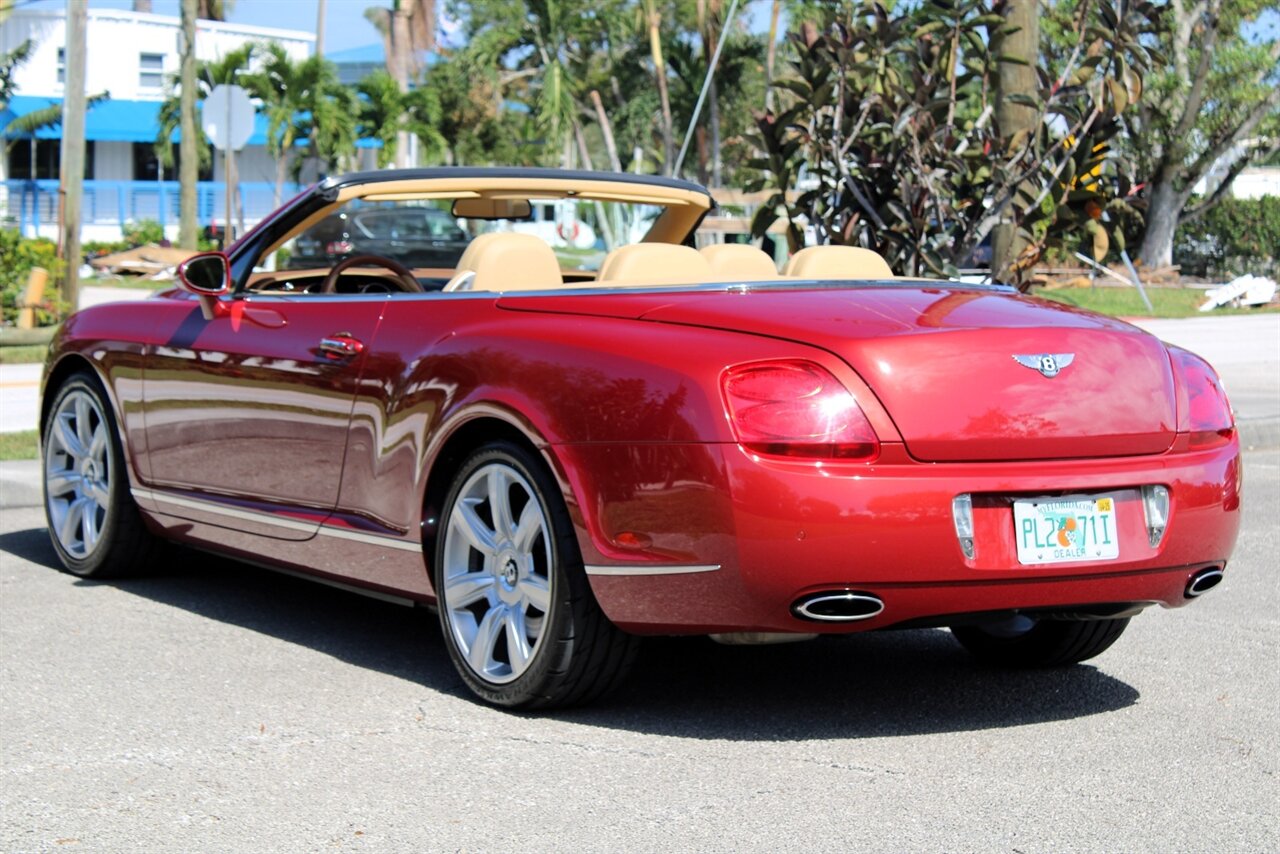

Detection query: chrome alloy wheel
(44, 389), (112, 560)
(441, 462), (554, 685)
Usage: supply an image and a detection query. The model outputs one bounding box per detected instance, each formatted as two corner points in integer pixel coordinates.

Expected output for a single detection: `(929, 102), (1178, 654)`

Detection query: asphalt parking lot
(1, 449), (1276, 851)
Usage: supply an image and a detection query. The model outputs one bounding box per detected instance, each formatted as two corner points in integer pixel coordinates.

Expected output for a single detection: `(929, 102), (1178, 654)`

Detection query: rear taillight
(721, 360), (879, 461)
(326, 240), (354, 255)
(1170, 346), (1234, 449)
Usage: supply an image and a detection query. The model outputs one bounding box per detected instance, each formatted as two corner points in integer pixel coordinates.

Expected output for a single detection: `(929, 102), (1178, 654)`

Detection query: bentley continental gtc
(40, 168), (1242, 708)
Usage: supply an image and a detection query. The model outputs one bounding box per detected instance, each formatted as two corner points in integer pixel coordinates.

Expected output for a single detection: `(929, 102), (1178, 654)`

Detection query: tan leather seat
(595, 243), (712, 287)
(782, 245), (893, 279)
(699, 244), (778, 280)
(443, 232), (563, 292)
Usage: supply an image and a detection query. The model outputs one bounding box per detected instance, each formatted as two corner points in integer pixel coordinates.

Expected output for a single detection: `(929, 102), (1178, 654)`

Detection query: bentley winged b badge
(1013, 353), (1075, 378)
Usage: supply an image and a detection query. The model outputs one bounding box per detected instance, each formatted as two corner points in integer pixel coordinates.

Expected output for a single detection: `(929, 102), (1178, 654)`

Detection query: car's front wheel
(950, 616), (1130, 667)
(434, 441), (639, 708)
(42, 371), (161, 577)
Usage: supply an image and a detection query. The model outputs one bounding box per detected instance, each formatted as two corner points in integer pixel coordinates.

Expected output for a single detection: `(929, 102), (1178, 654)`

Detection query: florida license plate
(1013, 494), (1119, 565)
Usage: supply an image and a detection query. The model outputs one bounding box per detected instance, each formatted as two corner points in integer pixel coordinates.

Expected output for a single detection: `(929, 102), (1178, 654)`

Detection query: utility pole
(179, 0), (198, 248)
(60, 0), (88, 310)
(991, 0), (1040, 282)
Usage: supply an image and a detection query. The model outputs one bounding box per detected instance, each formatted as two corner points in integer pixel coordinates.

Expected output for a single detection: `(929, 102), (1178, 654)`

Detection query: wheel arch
(41, 353), (112, 441)
(419, 410), (579, 573)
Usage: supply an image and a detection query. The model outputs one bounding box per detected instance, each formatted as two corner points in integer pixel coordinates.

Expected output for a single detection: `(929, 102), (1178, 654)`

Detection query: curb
(0, 459), (42, 509)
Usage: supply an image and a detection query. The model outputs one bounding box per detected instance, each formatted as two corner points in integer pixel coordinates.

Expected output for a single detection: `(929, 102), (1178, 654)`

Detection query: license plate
(1013, 494), (1119, 565)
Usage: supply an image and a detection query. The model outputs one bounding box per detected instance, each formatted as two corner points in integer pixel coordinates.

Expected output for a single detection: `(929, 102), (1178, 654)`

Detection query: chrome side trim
(137, 488), (317, 533)
(316, 524), (423, 553)
(134, 488), (423, 552)
(584, 563), (721, 577)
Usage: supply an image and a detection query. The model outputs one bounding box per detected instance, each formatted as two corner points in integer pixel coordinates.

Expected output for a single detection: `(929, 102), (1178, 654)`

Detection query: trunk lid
(502, 285), (1177, 461)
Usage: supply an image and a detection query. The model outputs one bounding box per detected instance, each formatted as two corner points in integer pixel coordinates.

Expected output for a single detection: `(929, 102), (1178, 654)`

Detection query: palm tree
(356, 69), (448, 169)
(241, 43), (304, 206)
(365, 0), (436, 167)
(154, 43), (256, 176)
(289, 56), (358, 177)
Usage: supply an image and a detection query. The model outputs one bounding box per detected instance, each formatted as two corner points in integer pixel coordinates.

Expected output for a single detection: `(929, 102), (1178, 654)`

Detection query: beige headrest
(782, 245), (893, 279)
(699, 244), (778, 280)
(444, 232), (563, 292)
(596, 243), (712, 286)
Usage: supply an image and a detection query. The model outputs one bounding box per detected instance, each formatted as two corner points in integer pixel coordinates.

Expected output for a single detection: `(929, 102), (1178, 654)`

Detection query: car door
(141, 291), (388, 540)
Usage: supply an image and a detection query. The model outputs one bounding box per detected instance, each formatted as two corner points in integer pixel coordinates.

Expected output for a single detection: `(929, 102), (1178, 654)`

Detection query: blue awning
(1, 95), (273, 145)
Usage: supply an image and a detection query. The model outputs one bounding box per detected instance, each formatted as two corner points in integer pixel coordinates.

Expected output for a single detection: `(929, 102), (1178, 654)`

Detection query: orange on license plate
(1013, 494), (1119, 565)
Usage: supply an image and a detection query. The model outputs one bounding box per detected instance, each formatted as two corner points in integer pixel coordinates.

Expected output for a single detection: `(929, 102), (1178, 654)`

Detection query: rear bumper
(560, 438), (1242, 634)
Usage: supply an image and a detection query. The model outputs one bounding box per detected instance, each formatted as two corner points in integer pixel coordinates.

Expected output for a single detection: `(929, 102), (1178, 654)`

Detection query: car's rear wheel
(434, 441), (639, 708)
(43, 372), (161, 578)
(950, 615), (1130, 667)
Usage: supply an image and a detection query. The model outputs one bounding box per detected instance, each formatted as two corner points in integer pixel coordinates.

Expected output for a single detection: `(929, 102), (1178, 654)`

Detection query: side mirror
(177, 252), (231, 320)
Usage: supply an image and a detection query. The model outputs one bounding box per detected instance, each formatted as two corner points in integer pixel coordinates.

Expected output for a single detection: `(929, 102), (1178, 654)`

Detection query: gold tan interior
(782, 245), (894, 279)
(699, 244), (779, 280)
(443, 232), (564, 293)
(596, 244), (712, 287)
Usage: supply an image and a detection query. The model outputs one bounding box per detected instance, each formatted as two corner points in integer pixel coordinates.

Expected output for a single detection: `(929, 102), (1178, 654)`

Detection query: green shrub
(1175, 197), (1280, 279)
(0, 228), (68, 326)
(122, 219), (166, 246)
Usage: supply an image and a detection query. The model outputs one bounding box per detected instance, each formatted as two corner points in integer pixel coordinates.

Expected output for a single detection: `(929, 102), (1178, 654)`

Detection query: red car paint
(40, 175), (1240, 642)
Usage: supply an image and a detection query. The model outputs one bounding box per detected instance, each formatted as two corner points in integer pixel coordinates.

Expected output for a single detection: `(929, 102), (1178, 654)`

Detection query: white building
(1, 7), (314, 240)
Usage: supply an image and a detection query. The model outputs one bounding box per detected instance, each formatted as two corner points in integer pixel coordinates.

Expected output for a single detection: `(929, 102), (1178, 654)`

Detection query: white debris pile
(1200, 274), (1278, 311)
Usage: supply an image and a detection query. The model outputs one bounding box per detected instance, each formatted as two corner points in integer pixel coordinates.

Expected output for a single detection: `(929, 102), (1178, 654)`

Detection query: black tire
(42, 371), (162, 578)
(433, 440), (639, 708)
(950, 616), (1130, 667)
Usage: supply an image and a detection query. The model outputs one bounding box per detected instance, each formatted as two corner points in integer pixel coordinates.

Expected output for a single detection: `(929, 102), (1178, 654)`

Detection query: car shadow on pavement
(2, 526), (1139, 739)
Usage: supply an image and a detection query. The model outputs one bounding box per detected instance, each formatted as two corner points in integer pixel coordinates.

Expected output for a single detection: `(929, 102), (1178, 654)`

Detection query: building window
(139, 53), (165, 89)
(7, 140), (95, 180)
(57, 48), (66, 85)
(132, 142), (211, 182)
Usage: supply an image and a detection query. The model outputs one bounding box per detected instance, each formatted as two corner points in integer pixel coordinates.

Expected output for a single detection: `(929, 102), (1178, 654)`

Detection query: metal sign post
(203, 84), (254, 246)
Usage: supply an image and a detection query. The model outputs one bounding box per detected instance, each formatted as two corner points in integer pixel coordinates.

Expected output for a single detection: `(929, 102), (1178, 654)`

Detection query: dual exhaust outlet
(792, 590), (884, 623)
(791, 565), (1223, 623)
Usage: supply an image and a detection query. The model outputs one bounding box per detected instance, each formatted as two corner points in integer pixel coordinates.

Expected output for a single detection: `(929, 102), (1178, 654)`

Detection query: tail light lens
(1170, 346), (1234, 449)
(721, 360), (879, 461)
(326, 240), (354, 255)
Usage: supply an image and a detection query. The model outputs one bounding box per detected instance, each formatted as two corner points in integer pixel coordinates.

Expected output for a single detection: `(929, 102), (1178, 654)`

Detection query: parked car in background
(288, 204), (471, 270)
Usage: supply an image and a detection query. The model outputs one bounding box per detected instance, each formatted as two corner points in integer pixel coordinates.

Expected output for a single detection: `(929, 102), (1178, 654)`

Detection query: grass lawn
(82, 275), (171, 291)
(1032, 285), (1277, 318)
(0, 430), (39, 461)
(0, 345), (48, 364)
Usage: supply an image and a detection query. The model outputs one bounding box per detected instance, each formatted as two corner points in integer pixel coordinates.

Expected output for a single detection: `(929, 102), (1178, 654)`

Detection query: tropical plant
(747, 1), (1163, 286)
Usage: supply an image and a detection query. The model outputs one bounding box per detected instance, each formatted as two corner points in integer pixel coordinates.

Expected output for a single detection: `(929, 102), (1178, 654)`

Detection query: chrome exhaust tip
(1186, 567), (1224, 598)
(792, 591), (884, 622)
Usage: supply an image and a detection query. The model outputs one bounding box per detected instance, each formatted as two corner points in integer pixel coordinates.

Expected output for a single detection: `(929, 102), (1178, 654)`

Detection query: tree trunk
(1137, 175), (1183, 268)
(315, 0), (326, 57)
(179, 0), (199, 248)
(764, 0), (780, 112)
(590, 90), (623, 172)
(647, 4), (674, 175)
(708, 76), (721, 187)
(391, 7), (412, 169)
(60, 0), (88, 309)
(991, 0), (1039, 282)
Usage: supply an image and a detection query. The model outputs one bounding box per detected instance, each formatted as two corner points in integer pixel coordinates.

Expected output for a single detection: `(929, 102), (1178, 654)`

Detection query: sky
(9, 0), (403, 55)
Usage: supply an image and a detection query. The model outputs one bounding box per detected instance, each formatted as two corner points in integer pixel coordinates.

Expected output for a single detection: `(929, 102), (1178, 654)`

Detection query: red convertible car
(40, 168), (1241, 708)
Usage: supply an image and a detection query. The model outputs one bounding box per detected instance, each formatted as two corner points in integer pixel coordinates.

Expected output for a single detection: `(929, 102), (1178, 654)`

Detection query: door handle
(319, 334), (365, 358)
